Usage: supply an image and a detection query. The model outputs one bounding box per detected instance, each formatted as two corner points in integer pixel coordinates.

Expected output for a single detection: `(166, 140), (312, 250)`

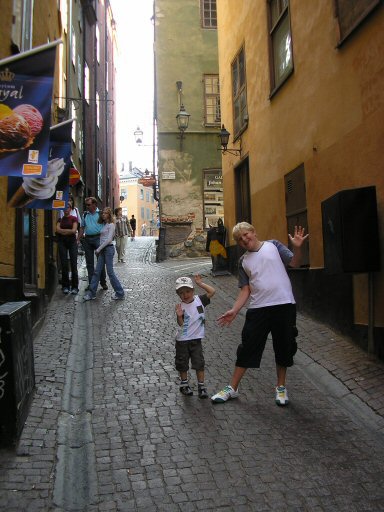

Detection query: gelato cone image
(8, 157), (65, 207)
(0, 113), (32, 153)
(14, 104), (43, 137)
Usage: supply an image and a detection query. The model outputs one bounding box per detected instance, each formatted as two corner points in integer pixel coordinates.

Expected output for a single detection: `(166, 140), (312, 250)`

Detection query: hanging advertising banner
(0, 40), (61, 178)
(7, 119), (73, 210)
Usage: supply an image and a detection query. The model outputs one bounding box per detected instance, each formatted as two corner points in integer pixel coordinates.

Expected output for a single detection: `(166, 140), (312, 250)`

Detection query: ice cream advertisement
(7, 119), (73, 210)
(0, 40), (60, 177)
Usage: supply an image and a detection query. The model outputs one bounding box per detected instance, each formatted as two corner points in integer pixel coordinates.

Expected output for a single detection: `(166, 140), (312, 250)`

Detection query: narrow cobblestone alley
(1, 237), (384, 512)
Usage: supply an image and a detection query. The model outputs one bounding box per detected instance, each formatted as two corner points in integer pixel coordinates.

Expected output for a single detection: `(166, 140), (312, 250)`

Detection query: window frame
(231, 46), (248, 140)
(334, 0), (381, 46)
(200, 0), (217, 29)
(203, 74), (221, 127)
(267, 0), (294, 98)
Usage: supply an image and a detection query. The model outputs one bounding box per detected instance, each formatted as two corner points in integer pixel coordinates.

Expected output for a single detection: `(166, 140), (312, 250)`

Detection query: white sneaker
(211, 385), (239, 403)
(83, 293), (95, 302)
(275, 386), (289, 406)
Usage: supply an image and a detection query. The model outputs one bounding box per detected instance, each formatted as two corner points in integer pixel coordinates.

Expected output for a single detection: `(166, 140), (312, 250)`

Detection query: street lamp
(175, 81), (190, 150)
(218, 124), (242, 156)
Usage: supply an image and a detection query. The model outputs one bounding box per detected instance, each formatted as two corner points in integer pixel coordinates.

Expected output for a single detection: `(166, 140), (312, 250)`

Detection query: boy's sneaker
(211, 385), (239, 403)
(83, 293), (95, 302)
(112, 293), (124, 300)
(62, 287), (70, 294)
(71, 288), (79, 295)
(179, 383), (193, 396)
(198, 386), (208, 399)
(275, 386), (289, 406)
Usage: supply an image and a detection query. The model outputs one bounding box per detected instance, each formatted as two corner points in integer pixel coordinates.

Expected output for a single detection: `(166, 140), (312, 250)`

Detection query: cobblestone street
(1, 237), (384, 511)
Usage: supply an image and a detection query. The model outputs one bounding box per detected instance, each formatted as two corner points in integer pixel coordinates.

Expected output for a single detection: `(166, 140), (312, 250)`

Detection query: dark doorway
(235, 157), (251, 223)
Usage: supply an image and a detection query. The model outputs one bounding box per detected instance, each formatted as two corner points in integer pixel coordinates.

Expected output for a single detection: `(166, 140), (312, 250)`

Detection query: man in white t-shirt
(211, 222), (308, 406)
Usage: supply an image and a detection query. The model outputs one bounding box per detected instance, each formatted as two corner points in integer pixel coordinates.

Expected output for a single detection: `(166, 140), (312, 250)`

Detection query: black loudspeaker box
(321, 186), (380, 274)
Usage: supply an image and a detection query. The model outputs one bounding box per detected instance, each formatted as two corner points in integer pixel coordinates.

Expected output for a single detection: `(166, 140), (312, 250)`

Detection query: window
(84, 62), (90, 103)
(71, 103), (76, 143)
(140, 188), (144, 200)
(334, 0), (380, 44)
(231, 47), (248, 138)
(72, 27), (76, 68)
(96, 91), (100, 127)
(96, 24), (100, 63)
(141, 207), (145, 219)
(201, 0), (217, 28)
(77, 54), (82, 92)
(284, 164), (309, 266)
(204, 75), (221, 126)
(268, 0), (293, 93)
(120, 188), (127, 199)
(97, 159), (103, 199)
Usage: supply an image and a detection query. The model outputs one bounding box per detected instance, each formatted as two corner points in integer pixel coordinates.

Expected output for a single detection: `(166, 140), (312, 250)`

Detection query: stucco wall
(217, 1), (384, 331)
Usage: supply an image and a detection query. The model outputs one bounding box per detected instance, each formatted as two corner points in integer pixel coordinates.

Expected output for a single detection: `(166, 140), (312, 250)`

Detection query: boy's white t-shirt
(176, 294), (210, 341)
(239, 241), (295, 308)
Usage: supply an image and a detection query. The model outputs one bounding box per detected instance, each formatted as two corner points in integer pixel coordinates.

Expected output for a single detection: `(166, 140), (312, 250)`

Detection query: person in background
(175, 274), (215, 399)
(211, 222), (308, 406)
(59, 195), (81, 238)
(114, 207), (132, 263)
(83, 207), (125, 301)
(56, 204), (79, 295)
(129, 214), (136, 241)
(141, 222), (147, 237)
(79, 197), (108, 290)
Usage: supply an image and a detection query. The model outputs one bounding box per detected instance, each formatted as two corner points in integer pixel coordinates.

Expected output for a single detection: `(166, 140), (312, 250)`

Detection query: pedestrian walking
(211, 222), (308, 406)
(79, 197), (108, 290)
(130, 214), (136, 241)
(141, 222), (147, 237)
(175, 274), (215, 399)
(83, 207), (125, 301)
(56, 204), (79, 294)
(114, 207), (132, 263)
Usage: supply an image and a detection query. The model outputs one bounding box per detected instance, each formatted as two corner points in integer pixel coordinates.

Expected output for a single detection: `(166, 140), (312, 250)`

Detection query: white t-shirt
(238, 240), (295, 308)
(176, 294), (210, 341)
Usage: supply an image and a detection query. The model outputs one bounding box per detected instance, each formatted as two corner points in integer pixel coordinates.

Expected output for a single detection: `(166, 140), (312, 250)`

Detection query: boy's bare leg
(276, 364), (287, 387)
(196, 370), (205, 383)
(230, 366), (247, 391)
(179, 371), (188, 381)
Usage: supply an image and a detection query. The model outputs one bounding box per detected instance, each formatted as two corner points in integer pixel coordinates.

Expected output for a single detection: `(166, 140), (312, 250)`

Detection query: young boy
(211, 223), (308, 406)
(175, 274), (215, 399)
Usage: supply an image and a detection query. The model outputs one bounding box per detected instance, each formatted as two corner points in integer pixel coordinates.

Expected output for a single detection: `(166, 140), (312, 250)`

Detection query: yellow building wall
(217, 1), (384, 327)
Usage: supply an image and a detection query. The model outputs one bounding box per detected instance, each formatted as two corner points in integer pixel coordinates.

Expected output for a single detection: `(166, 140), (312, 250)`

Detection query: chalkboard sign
(0, 301), (35, 446)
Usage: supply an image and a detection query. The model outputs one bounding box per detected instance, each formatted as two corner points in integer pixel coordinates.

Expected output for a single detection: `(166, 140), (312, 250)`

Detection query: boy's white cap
(175, 277), (194, 290)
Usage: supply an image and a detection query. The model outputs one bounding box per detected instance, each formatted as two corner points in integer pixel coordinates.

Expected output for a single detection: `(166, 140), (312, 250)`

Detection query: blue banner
(0, 41), (60, 177)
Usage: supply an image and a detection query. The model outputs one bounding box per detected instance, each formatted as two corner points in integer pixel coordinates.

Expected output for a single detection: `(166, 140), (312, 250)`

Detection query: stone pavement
(1, 236), (384, 511)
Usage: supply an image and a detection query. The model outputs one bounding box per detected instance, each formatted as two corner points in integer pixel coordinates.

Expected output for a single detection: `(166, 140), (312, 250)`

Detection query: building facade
(119, 164), (158, 236)
(217, 1), (384, 356)
(154, 0), (223, 258)
(0, 0), (118, 330)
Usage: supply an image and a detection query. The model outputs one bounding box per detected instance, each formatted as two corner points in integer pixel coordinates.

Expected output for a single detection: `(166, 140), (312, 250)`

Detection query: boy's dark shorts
(236, 304), (298, 369)
(175, 339), (204, 372)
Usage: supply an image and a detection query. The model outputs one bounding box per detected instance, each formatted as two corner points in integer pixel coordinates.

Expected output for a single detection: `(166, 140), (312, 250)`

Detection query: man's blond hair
(232, 222), (255, 241)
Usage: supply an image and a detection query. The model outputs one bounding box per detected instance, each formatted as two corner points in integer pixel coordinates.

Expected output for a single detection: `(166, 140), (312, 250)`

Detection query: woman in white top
(84, 207), (125, 301)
